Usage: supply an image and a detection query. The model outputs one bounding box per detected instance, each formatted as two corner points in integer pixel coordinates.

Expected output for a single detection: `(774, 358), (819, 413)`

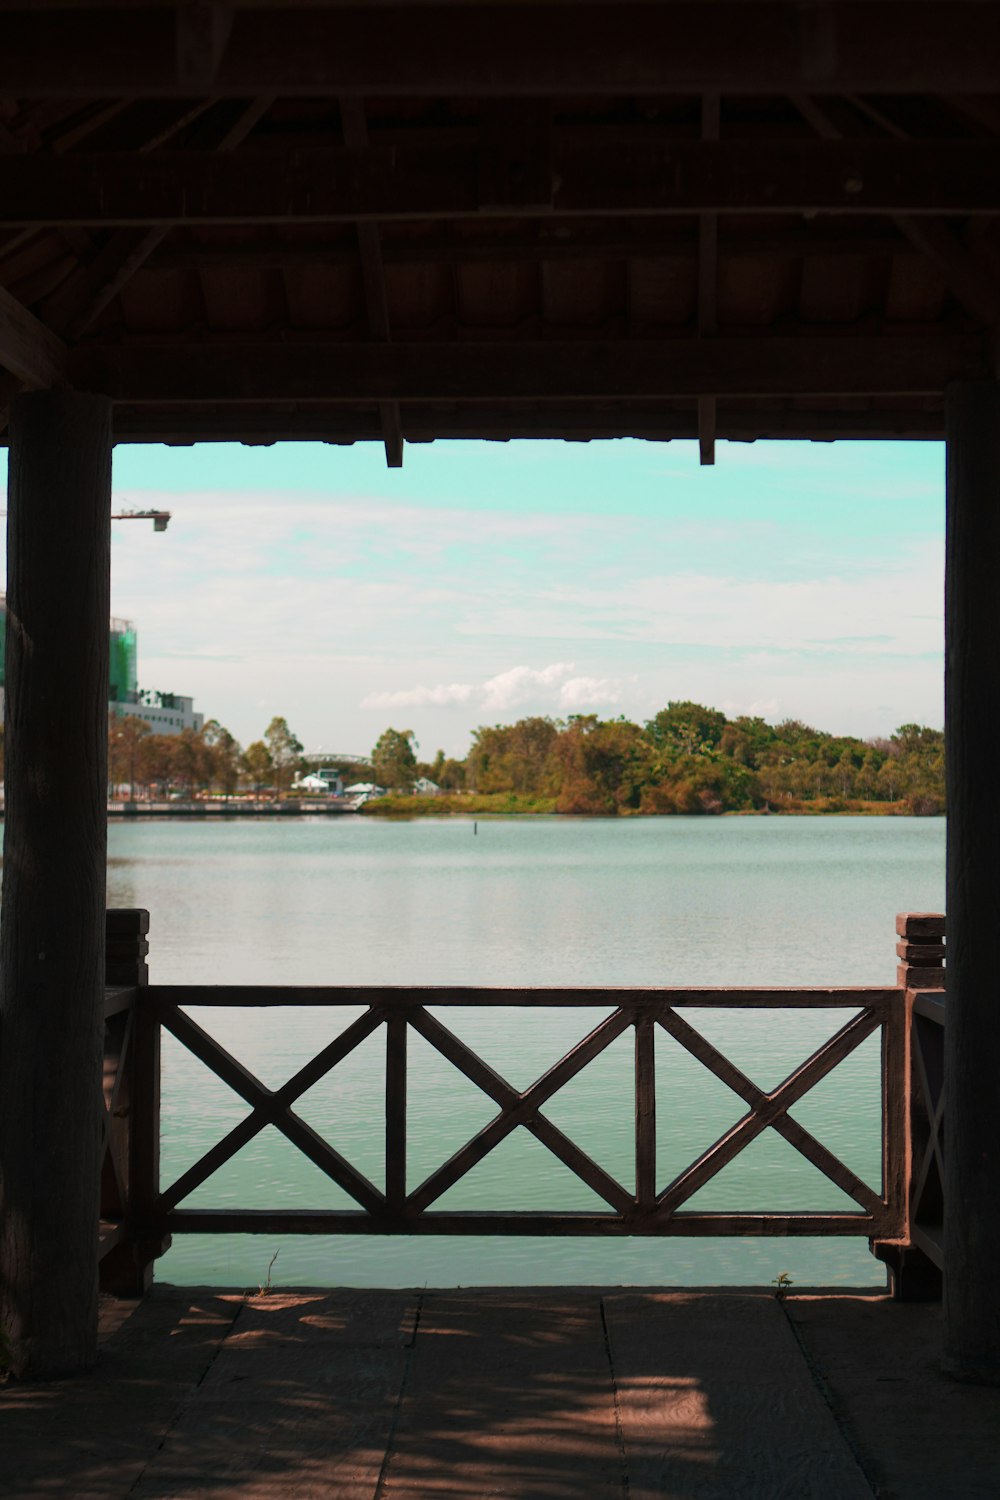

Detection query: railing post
(895, 911), (946, 993)
(873, 913), (945, 1301)
(635, 1014), (656, 1212)
(99, 910), (168, 1296)
(105, 907), (149, 987)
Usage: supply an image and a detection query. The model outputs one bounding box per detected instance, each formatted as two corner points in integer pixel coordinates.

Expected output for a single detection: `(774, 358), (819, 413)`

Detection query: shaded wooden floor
(3, 1287), (999, 1498)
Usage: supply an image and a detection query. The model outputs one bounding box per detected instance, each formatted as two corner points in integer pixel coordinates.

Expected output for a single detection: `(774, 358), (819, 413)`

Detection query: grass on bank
(360, 793), (923, 818)
(362, 792), (558, 816)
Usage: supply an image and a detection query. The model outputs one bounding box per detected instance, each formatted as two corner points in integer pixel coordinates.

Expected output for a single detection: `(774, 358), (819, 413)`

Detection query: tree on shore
(264, 716), (304, 795)
(242, 740), (273, 795)
(203, 719), (242, 799)
(372, 727), (418, 791)
(108, 712), (150, 793)
(104, 700), (945, 816)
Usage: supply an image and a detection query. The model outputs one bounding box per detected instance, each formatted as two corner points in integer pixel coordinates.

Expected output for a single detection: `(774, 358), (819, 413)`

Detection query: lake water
(106, 814), (945, 1291)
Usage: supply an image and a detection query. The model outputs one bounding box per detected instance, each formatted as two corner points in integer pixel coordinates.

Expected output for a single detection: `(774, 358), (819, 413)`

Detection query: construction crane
(111, 509), (170, 531)
(0, 508), (171, 530)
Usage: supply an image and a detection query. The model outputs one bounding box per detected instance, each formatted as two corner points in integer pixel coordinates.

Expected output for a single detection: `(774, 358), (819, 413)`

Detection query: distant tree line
(108, 713), (306, 799)
(383, 703), (946, 815)
(103, 701), (945, 815)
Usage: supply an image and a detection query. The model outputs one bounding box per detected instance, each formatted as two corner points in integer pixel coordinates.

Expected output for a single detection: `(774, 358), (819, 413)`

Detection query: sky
(0, 436), (945, 760)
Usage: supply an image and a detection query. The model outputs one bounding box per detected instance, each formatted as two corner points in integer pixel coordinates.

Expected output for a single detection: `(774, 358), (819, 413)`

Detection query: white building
(294, 769), (344, 795)
(111, 691), (203, 736)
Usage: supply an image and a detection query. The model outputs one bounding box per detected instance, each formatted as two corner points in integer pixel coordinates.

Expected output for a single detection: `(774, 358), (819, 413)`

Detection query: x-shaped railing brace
(100, 1005), (134, 1230)
(156, 1002), (390, 1218)
(155, 998), (885, 1227)
(648, 1006), (885, 1221)
(910, 1013), (945, 1226)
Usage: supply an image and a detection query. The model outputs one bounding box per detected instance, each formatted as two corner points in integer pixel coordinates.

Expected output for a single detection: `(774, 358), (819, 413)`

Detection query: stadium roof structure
(1, 1), (1000, 463)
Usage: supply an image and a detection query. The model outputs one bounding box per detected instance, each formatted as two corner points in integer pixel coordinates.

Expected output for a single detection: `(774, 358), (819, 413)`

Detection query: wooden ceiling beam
(894, 217), (1000, 328)
(697, 93), (719, 467)
(147, 225), (912, 271)
(175, 3), (235, 95)
(0, 282), (68, 387)
(341, 98), (403, 468)
(5, 141), (1000, 227)
(67, 333), (985, 405)
(1, 4), (999, 97)
(792, 92), (1000, 328)
(40, 99), (276, 339)
(100, 406), (947, 446)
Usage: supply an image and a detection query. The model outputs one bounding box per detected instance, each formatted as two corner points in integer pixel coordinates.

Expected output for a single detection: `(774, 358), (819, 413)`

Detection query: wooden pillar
(944, 380), (1000, 1382)
(0, 391), (112, 1378)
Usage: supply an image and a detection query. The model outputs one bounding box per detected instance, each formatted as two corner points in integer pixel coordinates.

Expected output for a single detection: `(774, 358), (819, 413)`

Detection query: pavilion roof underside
(2, 3), (999, 458)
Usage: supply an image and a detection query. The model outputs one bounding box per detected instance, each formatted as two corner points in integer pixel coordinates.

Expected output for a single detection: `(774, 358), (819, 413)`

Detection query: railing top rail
(146, 984), (899, 1010)
(912, 989), (946, 1024)
(104, 985), (139, 1018)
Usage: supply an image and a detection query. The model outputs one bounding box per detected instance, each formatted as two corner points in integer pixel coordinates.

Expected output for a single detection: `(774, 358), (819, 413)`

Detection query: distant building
(0, 596), (202, 736)
(112, 690), (203, 737)
(294, 769), (344, 796)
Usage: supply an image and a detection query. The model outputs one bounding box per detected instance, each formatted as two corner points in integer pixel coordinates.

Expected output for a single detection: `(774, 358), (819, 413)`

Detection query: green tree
(888, 724), (945, 814)
(437, 757), (467, 791)
(645, 702), (727, 756)
(372, 727), (418, 792)
(108, 712), (151, 796)
(264, 716), (304, 796)
(203, 719), (242, 799)
(467, 716), (559, 794)
(172, 726), (209, 798)
(242, 740), (273, 796)
(550, 716), (652, 814)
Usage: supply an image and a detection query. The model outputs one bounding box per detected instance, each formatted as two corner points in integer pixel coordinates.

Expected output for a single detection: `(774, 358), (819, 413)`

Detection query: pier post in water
(944, 380), (1000, 1381)
(0, 391), (112, 1377)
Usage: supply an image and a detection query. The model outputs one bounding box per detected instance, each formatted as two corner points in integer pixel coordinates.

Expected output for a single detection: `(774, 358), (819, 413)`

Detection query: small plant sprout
(772, 1271), (794, 1299)
(258, 1249), (280, 1297)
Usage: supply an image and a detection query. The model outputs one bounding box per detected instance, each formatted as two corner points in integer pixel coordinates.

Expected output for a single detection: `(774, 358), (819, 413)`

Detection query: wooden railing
(98, 909), (946, 1297)
(870, 912), (947, 1299)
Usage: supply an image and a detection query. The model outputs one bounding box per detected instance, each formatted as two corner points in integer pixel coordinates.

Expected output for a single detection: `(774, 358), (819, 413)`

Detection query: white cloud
(360, 662), (623, 720)
(558, 676), (621, 710)
(481, 663), (577, 711)
(362, 682), (476, 709)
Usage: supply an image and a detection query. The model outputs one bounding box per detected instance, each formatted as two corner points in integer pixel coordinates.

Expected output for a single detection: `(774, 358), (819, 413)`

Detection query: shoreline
(359, 792), (938, 818)
(105, 799), (358, 818)
(92, 796), (941, 820)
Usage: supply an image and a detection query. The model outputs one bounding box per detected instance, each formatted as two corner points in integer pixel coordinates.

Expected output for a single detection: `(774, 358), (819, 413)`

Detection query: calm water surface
(106, 814), (945, 1291)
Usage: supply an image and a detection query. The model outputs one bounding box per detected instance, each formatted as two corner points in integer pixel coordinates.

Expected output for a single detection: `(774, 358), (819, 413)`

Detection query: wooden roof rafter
(789, 91), (1000, 329)
(697, 91), (719, 467)
(38, 96), (276, 341)
(2, 3), (1000, 99)
(5, 140), (1000, 226)
(0, 3), (999, 453)
(341, 98), (404, 467)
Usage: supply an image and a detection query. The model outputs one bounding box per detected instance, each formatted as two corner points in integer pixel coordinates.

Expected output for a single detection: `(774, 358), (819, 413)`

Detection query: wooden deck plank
(0, 1294), (242, 1497)
(228, 1290), (420, 1350)
(604, 1292), (874, 1499)
(379, 1291), (623, 1499)
(123, 1293), (416, 1500)
(129, 1395), (396, 1500)
(8, 1288), (999, 1499)
(787, 1296), (1000, 1500)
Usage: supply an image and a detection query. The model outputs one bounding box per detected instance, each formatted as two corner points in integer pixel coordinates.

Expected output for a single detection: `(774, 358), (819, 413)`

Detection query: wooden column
(0, 391), (112, 1378)
(944, 380), (1000, 1382)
